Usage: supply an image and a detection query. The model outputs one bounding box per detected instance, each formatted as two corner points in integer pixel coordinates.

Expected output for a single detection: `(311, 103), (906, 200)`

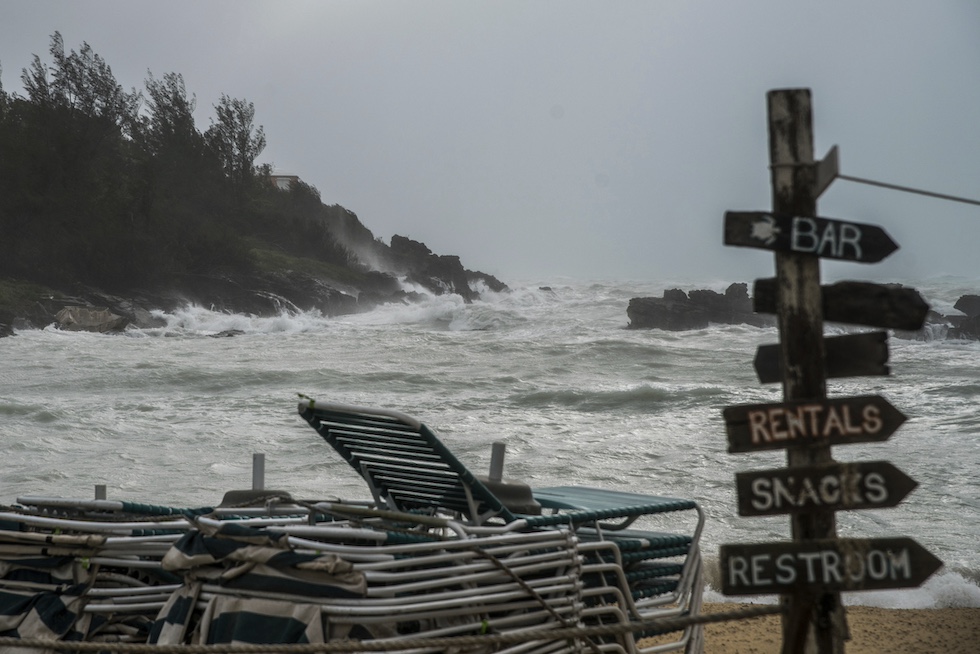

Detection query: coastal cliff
(0, 33), (507, 336)
(0, 231), (507, 335)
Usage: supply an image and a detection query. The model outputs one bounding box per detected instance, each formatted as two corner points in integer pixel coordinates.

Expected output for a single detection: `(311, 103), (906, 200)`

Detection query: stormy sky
(2, 1), (978, 285)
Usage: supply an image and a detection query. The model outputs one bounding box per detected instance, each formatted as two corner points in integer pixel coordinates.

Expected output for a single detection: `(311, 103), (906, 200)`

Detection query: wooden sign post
(766, 89), (845, 653)
(719, 89), (941, 654)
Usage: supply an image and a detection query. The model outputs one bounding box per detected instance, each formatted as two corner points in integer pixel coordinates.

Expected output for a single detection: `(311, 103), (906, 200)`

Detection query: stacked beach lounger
(297, 399), (706, 653)
(0, 399), (705, 653)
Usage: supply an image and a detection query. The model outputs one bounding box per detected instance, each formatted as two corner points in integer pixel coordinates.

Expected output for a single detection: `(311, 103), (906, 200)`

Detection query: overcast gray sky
(2, 1), (978, 284)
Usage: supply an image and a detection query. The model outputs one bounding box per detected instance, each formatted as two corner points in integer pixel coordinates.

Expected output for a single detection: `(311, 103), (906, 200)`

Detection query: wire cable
(838, 174), (980, 207)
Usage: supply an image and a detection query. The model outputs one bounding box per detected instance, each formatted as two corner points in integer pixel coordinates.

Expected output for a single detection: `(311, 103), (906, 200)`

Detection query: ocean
(1, 275), (978, 610)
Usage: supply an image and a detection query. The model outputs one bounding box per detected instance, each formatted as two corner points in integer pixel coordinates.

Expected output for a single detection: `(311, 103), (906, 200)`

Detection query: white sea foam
(135, 304), (333, 336)
(703, 572), (980, 609)
(846, 572), (980, 609)
(2, 276), (979, 608)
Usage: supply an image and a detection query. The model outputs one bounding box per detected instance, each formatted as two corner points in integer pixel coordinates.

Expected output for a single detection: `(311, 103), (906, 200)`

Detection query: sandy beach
(696, 603), (980, 653)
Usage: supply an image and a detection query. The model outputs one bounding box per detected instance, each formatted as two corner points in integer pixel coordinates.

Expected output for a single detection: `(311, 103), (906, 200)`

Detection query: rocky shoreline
(7, 274), (979, 341)
(0, 235), (508, 337)
(627, 282), (980, 340)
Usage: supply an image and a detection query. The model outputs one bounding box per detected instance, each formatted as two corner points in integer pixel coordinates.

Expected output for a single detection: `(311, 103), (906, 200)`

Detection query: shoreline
(697, 603), (980, 653)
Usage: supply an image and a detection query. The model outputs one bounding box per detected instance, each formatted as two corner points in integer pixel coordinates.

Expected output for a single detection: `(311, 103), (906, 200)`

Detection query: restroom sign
(721, 537), (942, 595)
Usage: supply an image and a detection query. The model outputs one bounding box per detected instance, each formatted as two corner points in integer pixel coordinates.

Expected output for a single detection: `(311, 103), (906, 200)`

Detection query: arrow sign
(720, 537), (942, 595)
(724, 212), (899, 263)
(814, 145), (839, 197)
(724, 394), (906, 453)
(753, 278), (930, 331)
(735, 461), (917, 516)
(754, 331), (889, 384)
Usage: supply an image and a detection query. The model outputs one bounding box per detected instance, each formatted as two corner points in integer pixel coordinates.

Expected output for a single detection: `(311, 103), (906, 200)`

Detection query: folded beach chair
(297, 399), (703, 529)
(296, 397), (705, 649)
(149, 515), (610, 653)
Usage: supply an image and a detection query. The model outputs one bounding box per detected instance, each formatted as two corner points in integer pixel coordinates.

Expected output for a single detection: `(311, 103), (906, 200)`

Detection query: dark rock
(390, 236), (477, 302)
(388, 234), (435, 268)
(387, 235), (507, 303)
(54, 306), (129, 332)
(726, 282), (750, 303)
(898, 296), (980, 341)
(409, 254), (477, 302)
(954, 295), (980, 318)
(628, 292), (709, 331)
(358, 270), (404, 298)
(627, 283), (774, 330)
(80, 291), (170, 329)
(155, 271), (359, 318)
(468, 270), (508, 294)
(949, 314), (980, 340)
(0, 310), (14, 338)
(210, 329), (246, 338)
(628, 285), (980, 338)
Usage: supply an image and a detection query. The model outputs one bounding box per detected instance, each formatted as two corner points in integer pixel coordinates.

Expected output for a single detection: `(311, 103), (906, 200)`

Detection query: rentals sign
(724, 395), (906, 453)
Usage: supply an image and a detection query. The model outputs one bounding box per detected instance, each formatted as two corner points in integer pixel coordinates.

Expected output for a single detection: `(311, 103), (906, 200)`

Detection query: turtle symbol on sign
(750, 215), (780, 245)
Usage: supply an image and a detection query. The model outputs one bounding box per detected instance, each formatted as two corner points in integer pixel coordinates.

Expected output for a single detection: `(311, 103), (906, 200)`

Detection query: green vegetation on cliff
(0, 33), (380, 303)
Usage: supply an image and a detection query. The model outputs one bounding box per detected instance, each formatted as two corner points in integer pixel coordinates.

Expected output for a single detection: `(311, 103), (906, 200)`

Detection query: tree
(0, 32), (368, 294)
(20, 32), (140, 136)
(14, 32), (141, 201)
(5, 33), (145, 287)
(0, 62), (7, 117)
(142, 71), (200, 155)
(204, 94), (266, 185)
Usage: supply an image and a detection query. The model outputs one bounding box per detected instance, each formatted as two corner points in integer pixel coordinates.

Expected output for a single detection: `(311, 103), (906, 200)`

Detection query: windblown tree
(0, 33), (370, 297)
(0, 63), (7, 116)
(1, 32), (144, 286)
(205, 94), (267, 186)
(20, 32), (140, 137)
(141, 72), (201, 158)
(136, 71), (249, 278)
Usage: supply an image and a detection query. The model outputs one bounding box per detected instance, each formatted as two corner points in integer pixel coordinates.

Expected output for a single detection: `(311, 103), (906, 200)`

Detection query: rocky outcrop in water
(0, 311), (14, 338)
(387, 235), (507, 303)
(627, 283), (774, 330)
(947, 294), (980, 340)
(628, 285), (980, 340)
